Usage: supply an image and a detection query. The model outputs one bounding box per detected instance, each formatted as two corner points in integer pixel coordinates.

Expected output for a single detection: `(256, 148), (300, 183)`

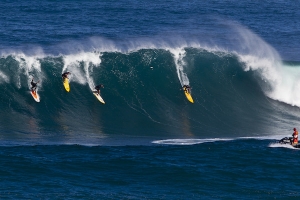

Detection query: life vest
(293, 131), (298, 144)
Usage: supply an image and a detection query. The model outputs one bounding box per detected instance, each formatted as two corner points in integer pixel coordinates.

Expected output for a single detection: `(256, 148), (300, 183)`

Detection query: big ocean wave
(0, 24), (300, 145)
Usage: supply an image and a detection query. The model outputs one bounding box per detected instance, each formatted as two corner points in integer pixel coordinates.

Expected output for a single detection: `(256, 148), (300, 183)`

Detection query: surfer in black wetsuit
(62, 72), (71, 79)
(31, 79), (38, 91)
(183, 85), (191, 93)
(94, 84), (104, 95)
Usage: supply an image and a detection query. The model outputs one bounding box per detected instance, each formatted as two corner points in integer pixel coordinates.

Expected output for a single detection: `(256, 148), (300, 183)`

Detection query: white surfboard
(31, 90), (40, 102)
(93, 92), (105, 104)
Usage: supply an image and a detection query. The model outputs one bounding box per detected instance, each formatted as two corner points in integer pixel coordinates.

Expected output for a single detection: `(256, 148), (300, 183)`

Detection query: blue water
(1, 0), (300, 199)
(1, 141), (300, 199)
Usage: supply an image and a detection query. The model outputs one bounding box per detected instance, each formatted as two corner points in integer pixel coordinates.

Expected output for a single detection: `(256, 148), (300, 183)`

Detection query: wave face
(1, 44), (299, 145)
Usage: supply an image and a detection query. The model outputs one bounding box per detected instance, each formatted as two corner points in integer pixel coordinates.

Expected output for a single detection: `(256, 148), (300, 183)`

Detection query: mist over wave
(0, 23), (299, 145)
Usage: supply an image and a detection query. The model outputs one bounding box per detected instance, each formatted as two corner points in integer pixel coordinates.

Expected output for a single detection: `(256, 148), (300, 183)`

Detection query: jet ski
(278, 137), (300, 148)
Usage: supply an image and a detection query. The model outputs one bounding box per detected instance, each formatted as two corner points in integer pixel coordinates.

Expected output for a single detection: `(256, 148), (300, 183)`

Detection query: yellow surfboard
(63, 78), (70, 92)
(183, 87), (194, 103)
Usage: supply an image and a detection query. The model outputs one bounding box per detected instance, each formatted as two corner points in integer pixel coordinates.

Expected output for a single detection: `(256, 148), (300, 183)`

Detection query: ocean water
(0, 0), (300, 199)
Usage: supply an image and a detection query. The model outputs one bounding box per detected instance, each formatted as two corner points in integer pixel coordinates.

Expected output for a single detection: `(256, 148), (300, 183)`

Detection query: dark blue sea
(1, 0), (300, 199)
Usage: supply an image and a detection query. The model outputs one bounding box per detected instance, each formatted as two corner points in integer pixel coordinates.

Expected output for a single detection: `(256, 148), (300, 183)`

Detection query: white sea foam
(168, 48), (190, 86)
(62, 52), (102, 90)
(267, 64), (300, 107)
(207, 22), (300, 108)
(0, 20), (297, 108)
(7, 53), (44, 89)
(152, 135), (294, 146)
(152, 138), (233, 145)
(231, 24), (300, 107)
(268, 142), (299, 150)
(0, 71), (9, 83)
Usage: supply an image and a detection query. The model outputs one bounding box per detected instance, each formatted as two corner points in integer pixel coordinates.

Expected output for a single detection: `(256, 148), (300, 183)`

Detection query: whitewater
(0, 22), (299, 145)
(1, 1), (300, 199)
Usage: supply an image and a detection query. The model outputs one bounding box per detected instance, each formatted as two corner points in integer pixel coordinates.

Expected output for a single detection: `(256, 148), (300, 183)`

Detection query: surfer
(183, 85), (191, 93)
(30, 79), (38, 91)
(94, 84), (104, 95)
(62, 72), (71, 79)
(292, 128), (298, 145)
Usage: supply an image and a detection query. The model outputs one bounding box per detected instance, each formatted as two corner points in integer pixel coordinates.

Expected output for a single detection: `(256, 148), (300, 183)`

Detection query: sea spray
(169, 48), (190, 86)
(62, 52), (102, 89)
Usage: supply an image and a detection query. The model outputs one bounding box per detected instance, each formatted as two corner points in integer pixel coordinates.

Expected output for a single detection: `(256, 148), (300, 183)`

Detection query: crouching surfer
(62, 71), (71, 79)
(30, 78), (40, 102)
(183, 85), (191, 94)
(292, 128), (298, 145)
(94, 84), (104, 95)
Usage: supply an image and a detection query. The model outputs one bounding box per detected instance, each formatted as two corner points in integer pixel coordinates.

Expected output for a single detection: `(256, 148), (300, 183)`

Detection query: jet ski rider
(292, 128), (298, 145)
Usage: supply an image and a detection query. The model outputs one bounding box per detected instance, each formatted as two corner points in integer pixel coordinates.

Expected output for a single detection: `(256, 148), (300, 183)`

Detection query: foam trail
(152, 138), (233, 145)
(169, 48), (190, 86)
(153, 136), (291, 146)
(62, 52), (101, 89)
(84, 62), (95, 90)
(269, 143), (299, 150)
(12, 54), (43, 89)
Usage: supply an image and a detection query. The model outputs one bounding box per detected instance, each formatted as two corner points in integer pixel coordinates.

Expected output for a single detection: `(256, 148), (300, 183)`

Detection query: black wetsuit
(62, 72), (70, 79)
(31, 81), (37, 91)
(183, 85), (191, 93)
(95, 84), (103, 94)
(95, 85), (103, 90)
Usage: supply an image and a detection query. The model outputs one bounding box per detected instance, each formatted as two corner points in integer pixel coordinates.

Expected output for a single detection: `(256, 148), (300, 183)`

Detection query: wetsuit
(183, 85), (191, 93)
(31, 80), (37, 91)
(62, 72), (70, 79)
(95, 84), (103, 94)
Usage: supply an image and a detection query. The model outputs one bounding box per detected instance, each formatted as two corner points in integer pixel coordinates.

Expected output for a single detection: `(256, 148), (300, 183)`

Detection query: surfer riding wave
(30, 79), (39, 91)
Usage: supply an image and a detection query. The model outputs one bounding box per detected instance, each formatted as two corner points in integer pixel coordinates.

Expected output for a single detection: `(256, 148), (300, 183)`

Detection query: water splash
(169, 48), (190, 86)
(62, 52), (101, 90)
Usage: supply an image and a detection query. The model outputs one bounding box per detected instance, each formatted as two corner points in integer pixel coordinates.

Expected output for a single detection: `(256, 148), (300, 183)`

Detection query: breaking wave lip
(0, 20), (298, 140)
(0, 19), (290, 106)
